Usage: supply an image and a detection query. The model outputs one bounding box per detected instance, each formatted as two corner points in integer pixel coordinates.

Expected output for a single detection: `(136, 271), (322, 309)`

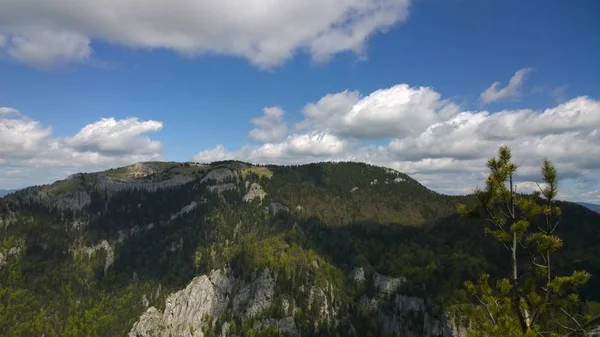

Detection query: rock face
(373, 272), (406, 296)
(5, 170), (195, 212)
(130, 267), (468, 337)
(0, 238), (25, 269)
(26, 190), (92, 211)
(81, 240), (115, 277)
(268, 202), (289, 217)
(255, 317), (298, 336)
(232, 268), (276, 318)
(242, 183), (267, 203)
(200, 168), (239, 184)
(129, 268), (278, 337)
(201, 168), (240, 195)
(170, 202), (198, 221)
(360, 271), (466, 337)
(350, 267), (366, 284)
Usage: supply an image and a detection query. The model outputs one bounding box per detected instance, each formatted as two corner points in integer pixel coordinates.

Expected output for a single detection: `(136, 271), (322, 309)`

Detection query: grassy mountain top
(18, 160), (465, 228)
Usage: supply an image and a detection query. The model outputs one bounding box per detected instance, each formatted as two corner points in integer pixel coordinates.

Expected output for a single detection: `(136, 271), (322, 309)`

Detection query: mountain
(1, 161), (599, 337)
(0, 189), (16, 197)
(579, 202), (600, 213)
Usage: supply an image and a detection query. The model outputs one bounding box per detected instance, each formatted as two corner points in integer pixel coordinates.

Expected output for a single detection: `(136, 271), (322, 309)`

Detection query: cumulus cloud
(299, 84), (460, 139)
(193, 84), (600, 202)
(65, 117), (163, 156)
(194, 131), (347, 164)
(0, 30), (91, 69)
(480, 68), (532, 104)
(0, 108), (163, 188)
(249, 106), (288, 143)
(0, 0), (411, 69)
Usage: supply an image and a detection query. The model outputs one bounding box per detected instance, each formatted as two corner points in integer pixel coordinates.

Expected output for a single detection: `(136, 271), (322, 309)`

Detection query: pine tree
(457, 146), (600, 336)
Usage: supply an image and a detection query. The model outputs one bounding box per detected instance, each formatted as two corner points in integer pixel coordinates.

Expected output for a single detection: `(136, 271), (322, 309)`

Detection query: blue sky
(1, 0), (599, 202)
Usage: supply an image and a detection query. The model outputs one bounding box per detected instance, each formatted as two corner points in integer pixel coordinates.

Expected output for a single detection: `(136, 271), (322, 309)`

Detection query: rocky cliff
(130, 265), (466, 337)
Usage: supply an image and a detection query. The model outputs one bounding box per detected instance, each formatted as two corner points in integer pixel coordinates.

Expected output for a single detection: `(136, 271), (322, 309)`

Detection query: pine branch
(474, 294), (496, 325)
(562, 313), (600, 337)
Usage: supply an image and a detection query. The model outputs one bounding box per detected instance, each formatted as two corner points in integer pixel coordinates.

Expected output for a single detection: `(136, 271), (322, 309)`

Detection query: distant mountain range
(0, 189), (17, 197)
(578, 202), (600, 213)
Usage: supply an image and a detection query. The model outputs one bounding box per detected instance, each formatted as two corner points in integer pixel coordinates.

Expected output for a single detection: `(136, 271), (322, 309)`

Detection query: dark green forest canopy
(0, 161), (598, 336)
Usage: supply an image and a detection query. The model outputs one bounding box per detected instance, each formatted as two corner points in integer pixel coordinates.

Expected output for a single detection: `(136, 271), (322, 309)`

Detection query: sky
(0, 0), (599, 203)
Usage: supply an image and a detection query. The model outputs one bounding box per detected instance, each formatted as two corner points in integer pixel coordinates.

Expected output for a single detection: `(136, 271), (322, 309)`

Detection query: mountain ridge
(1, 161), (599, 336)
(578, 202), (600, 213)
(0, 189), (16, 197)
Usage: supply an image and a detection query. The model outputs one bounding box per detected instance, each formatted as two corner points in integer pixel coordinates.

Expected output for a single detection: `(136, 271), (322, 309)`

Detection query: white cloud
(0, 112), (53, 157)
(0, 0), (411, 69)
(249, 106), (288, 143)
(0, 108), (163, 189)
(299, 84), (460, 139)
(0, 30), (91, 69)
(193, 131), (347, 164)
(65, 117), (163, 156)
(0, 107), (20, 116)
(480, 68), (532, 104)
(192, 85), (600, 203)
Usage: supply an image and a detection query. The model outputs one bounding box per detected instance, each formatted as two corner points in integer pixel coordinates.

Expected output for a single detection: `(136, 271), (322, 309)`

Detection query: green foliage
(458, 146), (600, 336)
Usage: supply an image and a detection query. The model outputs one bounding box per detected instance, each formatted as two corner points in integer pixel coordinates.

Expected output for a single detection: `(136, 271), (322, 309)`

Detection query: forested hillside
(0, 161), (598, 336)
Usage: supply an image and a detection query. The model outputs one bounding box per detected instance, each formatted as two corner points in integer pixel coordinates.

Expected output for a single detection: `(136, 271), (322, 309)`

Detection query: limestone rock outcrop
(268, 202), (289, 217)
(242, 183), (267, 203)
(129, 268), (277, 337)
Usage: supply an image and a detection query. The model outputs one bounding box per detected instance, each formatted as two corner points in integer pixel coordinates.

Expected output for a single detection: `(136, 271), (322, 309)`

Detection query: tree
(457, 146), (600, 336)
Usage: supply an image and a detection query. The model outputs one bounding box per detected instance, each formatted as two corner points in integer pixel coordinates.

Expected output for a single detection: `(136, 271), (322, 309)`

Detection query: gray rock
(364, 290), (466, 337)
(81, 240), (114, 277)
(220, 321), (230, 337)
(233, 267), (276, 318)
(201, 168), (239, 184)
(0, 252), (4, 268)
(350, 267), (366, 284)
(308, 286), (332, 323)
(350, 186), (359, 192)
(394, 177), (406, 183)
(256, 317), (298, 336)
(281, 298), (290, 315)
(8, 246), (21, 256)
(268, 202), (289, 217)
(243, 183), (267, 202)
(170, 202), (198, 221)
(208, 183), (237, 194)
(130, 267), (276, 337)
(169, 238), (184, 252)
(130, 307), (164, 337)
(373, 272), (406, 296)
(130, 274), (228, 337)
(142, 294), (150, 308)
